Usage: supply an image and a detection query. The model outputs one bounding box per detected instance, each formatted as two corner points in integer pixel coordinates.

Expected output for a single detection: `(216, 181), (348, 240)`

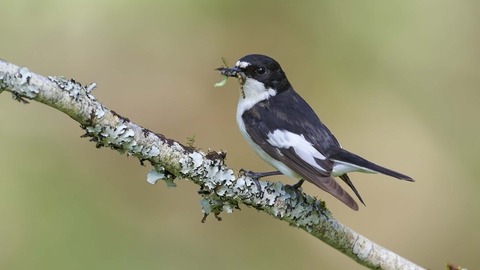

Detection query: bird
(217, 54), (414, 210)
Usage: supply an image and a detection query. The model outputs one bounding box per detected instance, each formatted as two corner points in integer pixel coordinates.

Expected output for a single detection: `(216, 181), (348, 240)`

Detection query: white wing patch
(266, 130), (327, 172)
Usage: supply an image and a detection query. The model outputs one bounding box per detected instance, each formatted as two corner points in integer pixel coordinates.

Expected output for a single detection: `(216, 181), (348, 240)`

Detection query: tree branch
(0, 58), (425, 270)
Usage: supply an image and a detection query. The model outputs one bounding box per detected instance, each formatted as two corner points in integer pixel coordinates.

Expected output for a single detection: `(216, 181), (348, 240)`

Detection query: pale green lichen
(147, 169), (166, 184)
(94, 103), (106, 118)
(0, 67), (39, 102)
(163, 177), (176, 188)
(86, 82), (97, 93)
(200, 198), (212, 214)
(99, 123), (135, 146)
(48, 76), (97, 101)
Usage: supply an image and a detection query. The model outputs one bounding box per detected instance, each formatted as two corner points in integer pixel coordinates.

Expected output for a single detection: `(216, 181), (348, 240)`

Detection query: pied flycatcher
(217, 54), (414, 210)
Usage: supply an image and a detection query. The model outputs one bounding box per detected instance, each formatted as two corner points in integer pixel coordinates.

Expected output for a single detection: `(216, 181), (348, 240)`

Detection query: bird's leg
(239, 169), (282, 194)
(241, 170), (283, 179)
(288, 179), (304, 189)
(284, 179), (305, 200)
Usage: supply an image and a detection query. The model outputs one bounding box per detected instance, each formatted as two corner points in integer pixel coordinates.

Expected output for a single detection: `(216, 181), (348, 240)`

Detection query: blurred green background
(1, 0), (479, 269)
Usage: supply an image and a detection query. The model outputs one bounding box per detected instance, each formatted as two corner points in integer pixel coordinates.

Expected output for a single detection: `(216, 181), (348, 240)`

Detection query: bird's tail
(339, 174), (366, 206)
(329, 148), (414, 181)
(307, 175), (360, 211)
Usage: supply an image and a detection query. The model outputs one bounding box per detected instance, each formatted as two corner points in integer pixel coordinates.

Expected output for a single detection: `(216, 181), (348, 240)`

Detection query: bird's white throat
(237, 78), (277, 114)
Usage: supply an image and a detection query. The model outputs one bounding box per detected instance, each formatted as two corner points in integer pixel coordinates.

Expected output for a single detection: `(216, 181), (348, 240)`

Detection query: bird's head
(217, 54), (291, 100)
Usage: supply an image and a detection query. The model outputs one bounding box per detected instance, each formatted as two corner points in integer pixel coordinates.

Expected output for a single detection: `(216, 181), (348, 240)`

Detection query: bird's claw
(284, 179), (305, 201)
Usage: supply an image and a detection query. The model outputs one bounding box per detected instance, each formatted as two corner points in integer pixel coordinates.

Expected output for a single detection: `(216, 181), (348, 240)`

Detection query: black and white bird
(217, 54), (414, 210)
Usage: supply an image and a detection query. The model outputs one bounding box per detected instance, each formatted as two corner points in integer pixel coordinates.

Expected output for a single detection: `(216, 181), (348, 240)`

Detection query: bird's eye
(256, 67), (266, 75)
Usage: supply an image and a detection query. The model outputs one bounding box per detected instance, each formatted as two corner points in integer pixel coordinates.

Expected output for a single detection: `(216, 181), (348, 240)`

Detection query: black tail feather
(339, 174), (366, 206)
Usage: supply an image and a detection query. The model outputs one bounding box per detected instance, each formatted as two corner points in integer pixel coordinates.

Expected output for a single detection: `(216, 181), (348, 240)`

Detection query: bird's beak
(216, 67), (240, 77)
(216, 66), (246, 86)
